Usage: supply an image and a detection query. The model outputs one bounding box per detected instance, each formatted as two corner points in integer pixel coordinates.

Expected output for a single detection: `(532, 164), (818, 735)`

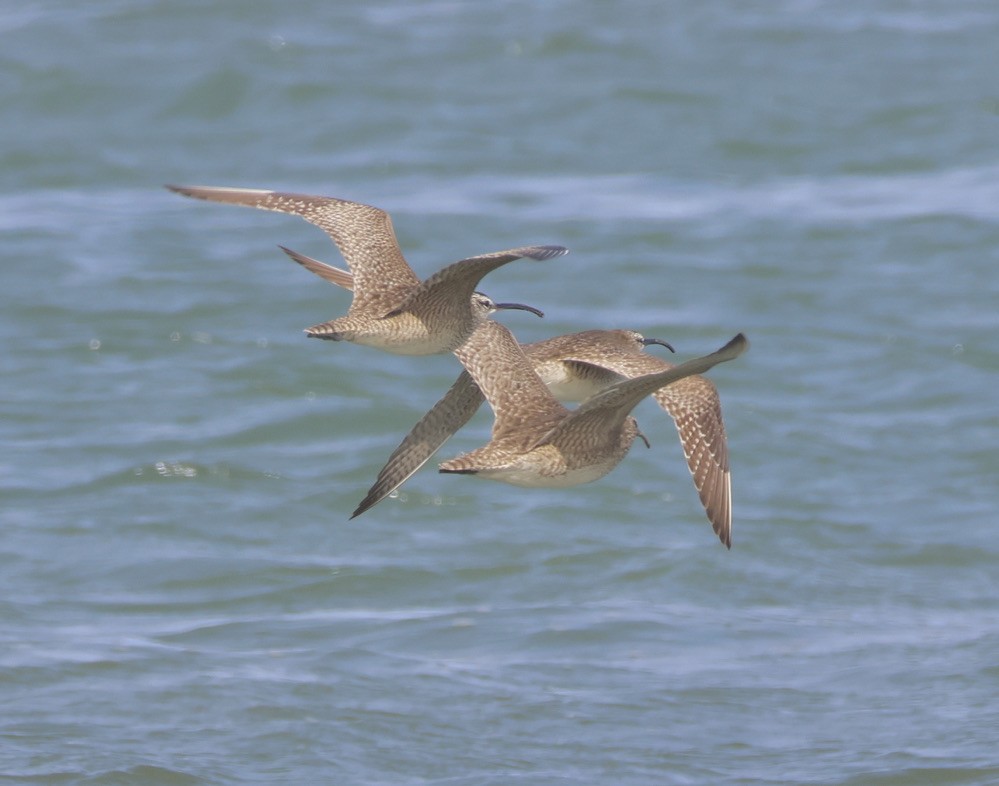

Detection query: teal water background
(3, 2), (999, 783)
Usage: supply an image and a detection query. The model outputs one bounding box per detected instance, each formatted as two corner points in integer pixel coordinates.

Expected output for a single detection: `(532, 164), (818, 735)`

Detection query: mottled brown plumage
(279, 247), (741, 547)
(530, 330), (734, 545)
(434, 323), (746, 521)
(166, 185), (564, 354)
(350, 320), (745, 544)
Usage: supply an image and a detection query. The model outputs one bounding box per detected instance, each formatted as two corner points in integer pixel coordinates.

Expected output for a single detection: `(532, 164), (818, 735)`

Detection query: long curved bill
(494, 302), (545, 318)
(641, 337), (676, 353)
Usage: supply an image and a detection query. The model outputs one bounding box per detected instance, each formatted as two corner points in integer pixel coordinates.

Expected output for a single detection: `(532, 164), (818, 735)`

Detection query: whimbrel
(166, 185), (565, 354)
(434, 321), (745, 521)
(278, 247), (739, 547)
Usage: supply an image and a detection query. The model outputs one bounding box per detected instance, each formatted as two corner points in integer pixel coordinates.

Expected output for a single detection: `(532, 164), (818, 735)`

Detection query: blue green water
(3, 2), (998, 783)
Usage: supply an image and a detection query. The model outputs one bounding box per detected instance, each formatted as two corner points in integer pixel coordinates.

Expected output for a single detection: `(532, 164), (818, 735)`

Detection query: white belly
(472, 458), (619, 489)
(352, 331), (453, 356)
(534, 362), (621, 403)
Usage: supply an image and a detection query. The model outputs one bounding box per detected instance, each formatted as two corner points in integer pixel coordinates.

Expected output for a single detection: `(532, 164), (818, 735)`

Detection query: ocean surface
(3, 2), (998, 784)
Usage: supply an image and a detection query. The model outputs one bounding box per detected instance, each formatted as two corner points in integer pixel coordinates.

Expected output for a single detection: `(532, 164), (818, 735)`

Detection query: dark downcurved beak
(641, 337), (675, 353)
(494, 302), (545, 318)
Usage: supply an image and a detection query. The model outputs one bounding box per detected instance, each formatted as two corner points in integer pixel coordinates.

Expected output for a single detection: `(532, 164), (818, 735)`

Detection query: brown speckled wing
(352, 370), (485, 518)
(277, 245), (355, 290)
(454, 320), (567, 446)
(537, 334), (747, 547)
(392, 246), (568, 317)
(654, 375), (733, 548)
(546, 336), (735, 547)
(166, 185), (418, 315)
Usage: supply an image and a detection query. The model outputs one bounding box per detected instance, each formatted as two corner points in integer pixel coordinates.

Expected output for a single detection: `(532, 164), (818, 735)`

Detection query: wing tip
(164, 184), (276, 200)
(533, 245), (570, 260)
